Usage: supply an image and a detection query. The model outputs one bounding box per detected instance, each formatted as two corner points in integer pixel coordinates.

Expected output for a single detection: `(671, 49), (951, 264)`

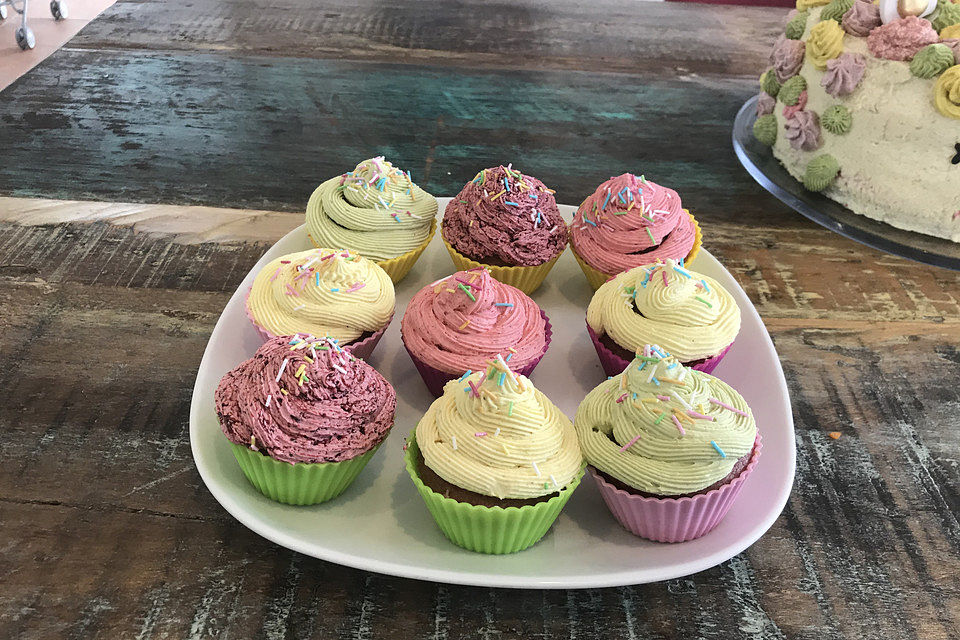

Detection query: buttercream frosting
(574, 348), (756, 496)
(305, 157), (438, 261)
(821, 52), (868, 95)
(415, 358), (582, 499)
(772, 35), (808, 82)
(586, 259), (741, 363)
(216, 335), (396, 464)
(867, 16), (939, 60)
(570, 174), (697, 276)
(842, 0), (882, 36)
(401, 268), (548, 374)
(784, 109), (823, 150)
(247, 248), (395, 343)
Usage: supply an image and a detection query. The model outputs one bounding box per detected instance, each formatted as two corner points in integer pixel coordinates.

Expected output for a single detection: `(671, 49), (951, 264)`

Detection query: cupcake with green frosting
(306, 157), (438, 283)
(585, 259), (741, 377)
(574, 347), (760, 542)
(405, 357), (584, 554)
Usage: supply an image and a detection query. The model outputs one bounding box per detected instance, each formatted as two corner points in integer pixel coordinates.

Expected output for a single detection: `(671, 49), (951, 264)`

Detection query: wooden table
(1, 1), (958, 637)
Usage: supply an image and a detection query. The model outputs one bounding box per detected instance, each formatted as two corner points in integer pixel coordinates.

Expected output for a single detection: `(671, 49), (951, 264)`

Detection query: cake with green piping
(215, 335), (397, 505)
(574, 346), (760, 542)
(404, 356), (584, 554)
(755, 0), (960, 241)
(585, 259), (741, 377)
(305, 157), (438, 283)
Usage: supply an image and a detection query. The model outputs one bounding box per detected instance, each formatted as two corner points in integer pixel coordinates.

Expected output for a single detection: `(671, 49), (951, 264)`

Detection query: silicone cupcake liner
(244, 288), (391, 360)
(571, 211), (703, 291)
(230, 442), (382, 506)
(586, 322), (732, 377)
(402, 310), (553, 397)
(309, 219), (437, 285)
(589, 433), (762, 543)
(442, 236), (563, 295)
(404, 432), (585, 554)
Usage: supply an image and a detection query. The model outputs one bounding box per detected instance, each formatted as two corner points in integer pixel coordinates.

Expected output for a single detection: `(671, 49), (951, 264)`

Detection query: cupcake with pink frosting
(569, 174), (702, 290)
(441, 165), (568, 294)
(215, 334), (396, 505)
(401, 267), (551, 396)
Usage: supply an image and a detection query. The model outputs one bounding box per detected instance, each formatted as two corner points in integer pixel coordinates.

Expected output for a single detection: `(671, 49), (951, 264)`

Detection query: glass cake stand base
(733, 96), (960, 271)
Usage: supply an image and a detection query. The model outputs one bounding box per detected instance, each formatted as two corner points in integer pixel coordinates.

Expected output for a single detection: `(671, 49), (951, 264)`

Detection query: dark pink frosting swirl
(784, 110), (822, 151)
(867, 16), (938, 61)
(842, 0), (881, 37)
(771, 35), (807, 83)
(215, 335), (396, 464)
(401, 268), (547, 373)
(570, 174), (695, 275)
(821, 53), (867, 97)
(782, 91), (808, 119)
(441, 165), (568, 267)
(757, 92), (777, 116)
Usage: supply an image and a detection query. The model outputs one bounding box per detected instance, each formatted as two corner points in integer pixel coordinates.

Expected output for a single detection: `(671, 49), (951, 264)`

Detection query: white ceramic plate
(190, 200), (795, 589)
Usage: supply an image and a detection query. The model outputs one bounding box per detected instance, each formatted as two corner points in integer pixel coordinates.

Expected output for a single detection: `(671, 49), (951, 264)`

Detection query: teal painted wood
(0, 50), (793, 227)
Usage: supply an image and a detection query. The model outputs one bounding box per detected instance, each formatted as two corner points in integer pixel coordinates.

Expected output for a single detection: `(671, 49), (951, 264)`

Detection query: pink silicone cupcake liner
(586, 322), (732, 377)
(590, 433), (762, 543)
(245, 287), (391, 360)
(402, 310), (553, 397)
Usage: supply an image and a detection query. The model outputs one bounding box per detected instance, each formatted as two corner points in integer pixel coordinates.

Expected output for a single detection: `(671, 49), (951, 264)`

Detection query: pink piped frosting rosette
(401, 268), (552, 396)
(570, 174), (702, 289)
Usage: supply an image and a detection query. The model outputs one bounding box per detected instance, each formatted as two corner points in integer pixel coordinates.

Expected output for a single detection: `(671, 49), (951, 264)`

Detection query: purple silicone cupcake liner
(402, 310), (553, 397)
(586, 321), (732, 377)
(590, 433), (762, 543)
(245, 287), (391, 360)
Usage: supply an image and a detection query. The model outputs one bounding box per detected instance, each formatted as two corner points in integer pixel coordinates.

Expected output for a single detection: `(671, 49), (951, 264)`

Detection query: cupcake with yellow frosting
(305, 157), (438, 283)
(575, 347), (760, 542)
(245, 248), (395, 360)
(586, 259), (740, 377)
(405, 357), (584, 554)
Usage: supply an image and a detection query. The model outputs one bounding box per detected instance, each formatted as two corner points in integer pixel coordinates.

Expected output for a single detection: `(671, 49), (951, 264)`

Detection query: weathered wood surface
(0, 0), (958, 637)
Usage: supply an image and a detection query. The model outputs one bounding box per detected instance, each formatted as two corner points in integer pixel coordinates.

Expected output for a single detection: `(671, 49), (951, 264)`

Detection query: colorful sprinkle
(687, 410), (715, 421)
(708, 398), (749, 417)
(700, 279), (710, 293)
(711, 441), (726, 458)
(532, 461), (541, 476)
(475, 432), (487, 437)
(618, 433), (643, 452)
(457, 283), (476, 301)
(654, 411), (667, 424)
(672, 415), (686, 436)
(275, 359), (288, 382)
(647, 228), (656, 244)
(458, 370), (472, 381)
(494, 302), (514, 308)
(695, 296), (713, 308)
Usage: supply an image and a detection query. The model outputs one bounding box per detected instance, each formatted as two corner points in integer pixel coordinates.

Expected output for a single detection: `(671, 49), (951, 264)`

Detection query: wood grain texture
(0, 218), (957, 639)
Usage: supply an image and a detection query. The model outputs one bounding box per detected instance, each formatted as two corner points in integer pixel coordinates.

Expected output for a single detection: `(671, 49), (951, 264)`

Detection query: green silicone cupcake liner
(403, 432), (585, 554)
(230, 442), (381, 506)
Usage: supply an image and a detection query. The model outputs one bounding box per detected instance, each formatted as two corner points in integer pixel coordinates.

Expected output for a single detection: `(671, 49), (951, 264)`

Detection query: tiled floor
(0, 0), (114, 91)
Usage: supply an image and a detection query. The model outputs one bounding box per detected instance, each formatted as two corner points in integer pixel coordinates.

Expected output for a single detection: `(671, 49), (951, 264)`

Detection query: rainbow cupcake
(305, 157), (438, 283)
(245, 248), (395, 359)
(586, 259), (739, 376)
(570, 174), (702, 289)
(401, 267), (552, 396)
(575, 347), (760, 542)
(216, 335), (397, 505)
(405, 357), (584, 554)
(441, 165), (568, 294)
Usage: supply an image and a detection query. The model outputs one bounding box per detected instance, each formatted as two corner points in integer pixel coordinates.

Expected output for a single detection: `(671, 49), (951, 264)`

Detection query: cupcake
(245, 248), (395, 360)
(305, 157), (438, 283)
(441, 165), (568, 294)
(216, 335), (397, 505)
(405, 357), (584, 554)
(570, 174), (702, 289)
(401, 267), (552, 396)
(574, 347), (760, 542)
(586, 259), (739, 376)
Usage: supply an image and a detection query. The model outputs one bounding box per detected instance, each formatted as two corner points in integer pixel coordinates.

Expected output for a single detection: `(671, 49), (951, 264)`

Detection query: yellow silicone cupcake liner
(441, 236), (563, 295)
(572, 211), (703, 291)
(308, 218), (437, 285)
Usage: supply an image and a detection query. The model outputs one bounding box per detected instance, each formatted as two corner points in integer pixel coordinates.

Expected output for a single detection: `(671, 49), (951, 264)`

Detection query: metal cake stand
(733, 96), (960, 272)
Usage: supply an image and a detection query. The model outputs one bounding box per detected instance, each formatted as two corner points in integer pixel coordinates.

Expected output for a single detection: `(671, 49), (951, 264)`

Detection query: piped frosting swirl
(574, 347), (756, 496)
(416, 358), (582, 499)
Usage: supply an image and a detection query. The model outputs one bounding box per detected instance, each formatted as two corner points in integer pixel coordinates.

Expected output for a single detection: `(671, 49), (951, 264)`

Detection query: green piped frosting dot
(761, 70), (782, 97)
(753, 114), (778, 146)
(786, 10), (810, 39)
(779, 75), (807, 105)
(820, 0), (854, 23)
(933, 0), (960, 32)
(910, 44), (956, 78)
(804, 155), (841, 191)
(822, 105), (852, 134)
